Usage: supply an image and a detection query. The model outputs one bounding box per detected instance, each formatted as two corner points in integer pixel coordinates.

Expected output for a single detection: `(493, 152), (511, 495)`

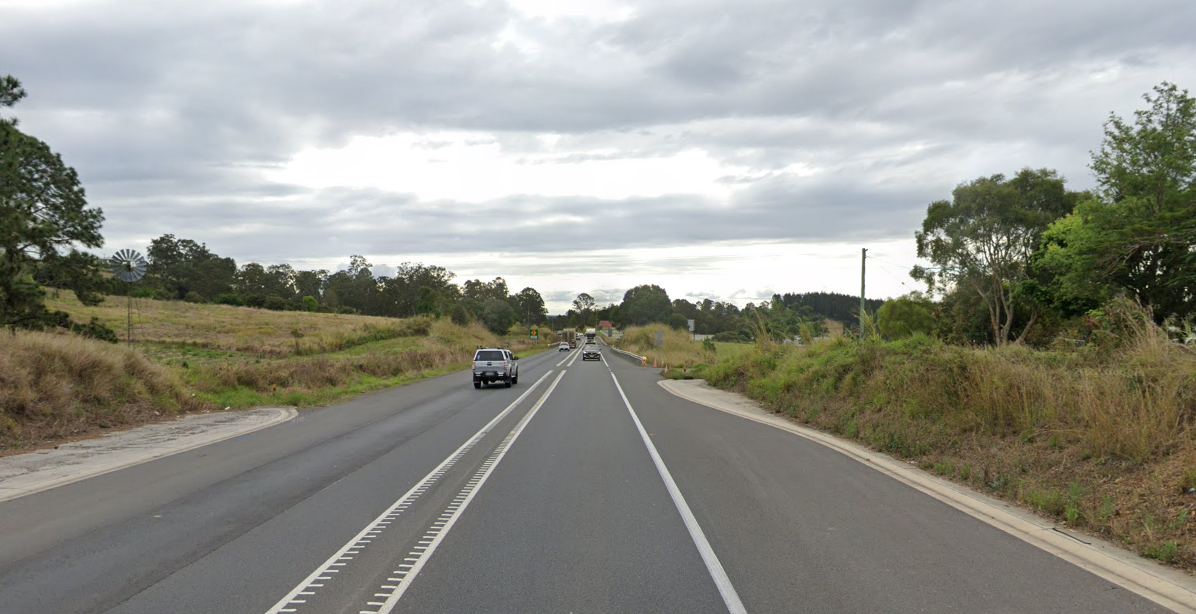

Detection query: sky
(3, 0), (1195, 314)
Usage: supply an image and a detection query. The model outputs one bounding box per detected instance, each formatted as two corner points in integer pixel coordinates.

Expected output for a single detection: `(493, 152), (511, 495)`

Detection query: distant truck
(560, 330), (577, 347)
(585, 328), (597, 342)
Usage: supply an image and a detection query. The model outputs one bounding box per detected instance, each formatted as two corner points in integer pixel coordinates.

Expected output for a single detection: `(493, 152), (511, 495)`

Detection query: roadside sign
(530, 328), (538, 339)
(654, 330), (664, 347)
(687, 319), (695, 332)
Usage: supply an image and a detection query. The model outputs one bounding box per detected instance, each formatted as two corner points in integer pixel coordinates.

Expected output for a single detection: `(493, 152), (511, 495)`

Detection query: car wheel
(474, 382), (481, 389)
(504, 378), (512, 388)
(512, 375), (518, 384)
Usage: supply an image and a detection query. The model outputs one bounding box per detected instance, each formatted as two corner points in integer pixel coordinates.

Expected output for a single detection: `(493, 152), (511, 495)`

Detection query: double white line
(264, 370), (561, 614)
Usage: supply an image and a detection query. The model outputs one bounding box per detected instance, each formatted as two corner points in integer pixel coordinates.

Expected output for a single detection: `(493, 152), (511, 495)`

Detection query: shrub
(450, 303), (471, 326)
(72, 317), (119, 344)
(215, 293), (242, 306)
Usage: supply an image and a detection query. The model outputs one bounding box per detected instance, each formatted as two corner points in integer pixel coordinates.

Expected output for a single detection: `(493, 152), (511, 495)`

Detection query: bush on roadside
(703, 312), (1196, 570)
(0, 331), (210, 449)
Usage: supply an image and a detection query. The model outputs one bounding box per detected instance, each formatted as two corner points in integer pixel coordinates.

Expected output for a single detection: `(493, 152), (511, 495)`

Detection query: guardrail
(607, 345), (649, 367)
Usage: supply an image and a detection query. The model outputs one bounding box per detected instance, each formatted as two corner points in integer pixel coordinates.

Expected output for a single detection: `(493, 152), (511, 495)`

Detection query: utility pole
(859, 247), (867, 338)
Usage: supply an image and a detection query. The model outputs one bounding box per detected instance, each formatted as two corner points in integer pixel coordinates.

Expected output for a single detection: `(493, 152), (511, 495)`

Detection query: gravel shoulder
(0, 407), (297, 504)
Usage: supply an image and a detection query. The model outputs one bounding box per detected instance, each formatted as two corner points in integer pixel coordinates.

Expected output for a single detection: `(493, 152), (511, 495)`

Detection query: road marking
(364, 370), (568, 613)
(263, 370), (555, 614)
(556, 346), (584, 367)
(609, 371), (748, 614)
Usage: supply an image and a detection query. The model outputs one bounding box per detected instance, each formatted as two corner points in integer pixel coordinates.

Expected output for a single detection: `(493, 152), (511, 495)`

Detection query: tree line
(4, 73), (1191, 347)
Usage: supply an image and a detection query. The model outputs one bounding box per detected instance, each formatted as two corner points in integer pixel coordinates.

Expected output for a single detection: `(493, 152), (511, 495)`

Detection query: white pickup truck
(472, 347), (518, 388)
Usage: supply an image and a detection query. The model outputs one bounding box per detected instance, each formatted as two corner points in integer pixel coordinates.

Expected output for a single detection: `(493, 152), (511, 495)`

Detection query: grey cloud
(4, 0), (1196, 306)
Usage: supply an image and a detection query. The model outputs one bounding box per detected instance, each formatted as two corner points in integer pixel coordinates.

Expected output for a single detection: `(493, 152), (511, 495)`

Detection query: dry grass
(3, 294), (551, 451)
(45, 293), (428, 356)
(0, 331), (210, 451)
(614, 325), (713, 366)
(183, 318), (547, 409)
(703, 324), (1196, 571)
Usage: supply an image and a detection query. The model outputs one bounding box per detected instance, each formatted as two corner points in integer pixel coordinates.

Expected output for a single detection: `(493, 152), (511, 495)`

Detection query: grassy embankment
(613, 321), (1196, 571)
(0, 294), (546, 452)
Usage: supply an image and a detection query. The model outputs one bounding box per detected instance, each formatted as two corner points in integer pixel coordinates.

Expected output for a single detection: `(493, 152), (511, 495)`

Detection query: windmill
(109, 249), (147, 344)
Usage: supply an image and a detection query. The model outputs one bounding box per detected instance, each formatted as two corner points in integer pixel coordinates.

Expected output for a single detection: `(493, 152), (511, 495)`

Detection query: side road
(0, 407), (296, 504)
(659, 378), (1196, 614)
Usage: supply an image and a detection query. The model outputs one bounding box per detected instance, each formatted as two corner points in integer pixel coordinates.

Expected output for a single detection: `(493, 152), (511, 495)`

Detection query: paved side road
(0, 407), (296, 504)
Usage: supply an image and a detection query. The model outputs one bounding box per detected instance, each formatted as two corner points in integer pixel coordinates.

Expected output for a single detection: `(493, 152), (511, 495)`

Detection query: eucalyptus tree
(913, 168), (1076, 344)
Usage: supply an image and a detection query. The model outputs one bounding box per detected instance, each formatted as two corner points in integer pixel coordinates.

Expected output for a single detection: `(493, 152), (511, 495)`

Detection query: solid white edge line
(263, 370), (555, 614)
(609, 371), (748, 614)
(376, 370), (568, 612)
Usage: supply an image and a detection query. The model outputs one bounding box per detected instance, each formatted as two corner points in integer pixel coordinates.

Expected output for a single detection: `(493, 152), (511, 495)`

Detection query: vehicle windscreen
(475, 350), (505, 361)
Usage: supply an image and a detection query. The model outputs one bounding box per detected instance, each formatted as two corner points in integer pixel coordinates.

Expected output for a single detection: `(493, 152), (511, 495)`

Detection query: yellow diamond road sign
(530, 328), (538, 339)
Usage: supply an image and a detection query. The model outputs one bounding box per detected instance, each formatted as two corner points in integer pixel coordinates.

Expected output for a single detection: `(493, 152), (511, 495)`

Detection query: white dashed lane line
(263, 370), (556, 614)
(358, 370), (568, 614)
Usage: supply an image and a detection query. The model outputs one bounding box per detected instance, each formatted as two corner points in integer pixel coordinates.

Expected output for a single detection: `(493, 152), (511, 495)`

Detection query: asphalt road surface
(0, 343), (1171, 613)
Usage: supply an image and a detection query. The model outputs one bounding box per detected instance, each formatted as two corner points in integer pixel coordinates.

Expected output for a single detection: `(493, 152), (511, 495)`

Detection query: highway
(0, 342), (1171, 613)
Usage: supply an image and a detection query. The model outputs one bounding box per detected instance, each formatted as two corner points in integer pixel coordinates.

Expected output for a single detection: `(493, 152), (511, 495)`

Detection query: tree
(571, 292), (595, 325)
(913, 168), (1076, 344)
(1039, 82), (1196, 322)
(481, 298), (515, 335)
(1, 76), (106, 332)
(235, 262), (273, 296)
(619, 284), (672, 325)
(145, 234), (235, 300)
(293, 269), (327, 303)
(512, 287), (546, 325)
(324, 255), (377, 314)
(463, 277), (509, 304)
(877, 293), (935, 339)
(450, 302), (471, 326)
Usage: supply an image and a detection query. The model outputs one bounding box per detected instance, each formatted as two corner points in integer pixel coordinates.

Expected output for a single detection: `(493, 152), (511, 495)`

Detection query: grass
(2, 294), (549, 452)
(700, 320), (1196, 572)
(612, 325), (756, 368)
(45, 293), (431, 357)
(0, 331), (208, 450)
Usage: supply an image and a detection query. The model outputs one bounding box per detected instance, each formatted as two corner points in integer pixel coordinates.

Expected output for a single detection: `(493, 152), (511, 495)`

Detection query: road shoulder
(660, 378), (1196, 614)
(0, 406), (297, 504)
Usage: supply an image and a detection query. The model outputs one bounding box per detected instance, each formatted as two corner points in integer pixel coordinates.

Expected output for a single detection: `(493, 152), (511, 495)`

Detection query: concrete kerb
(0, 406), (298, 504)
(659, 379), (1196, 614)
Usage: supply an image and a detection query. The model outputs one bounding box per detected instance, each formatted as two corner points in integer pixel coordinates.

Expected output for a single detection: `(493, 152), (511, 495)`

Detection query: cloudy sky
(3, 0), (1195, 313)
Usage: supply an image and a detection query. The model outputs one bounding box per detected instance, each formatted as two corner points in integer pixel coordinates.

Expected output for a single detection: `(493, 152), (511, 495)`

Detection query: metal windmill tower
(109, 249), (147, 344)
